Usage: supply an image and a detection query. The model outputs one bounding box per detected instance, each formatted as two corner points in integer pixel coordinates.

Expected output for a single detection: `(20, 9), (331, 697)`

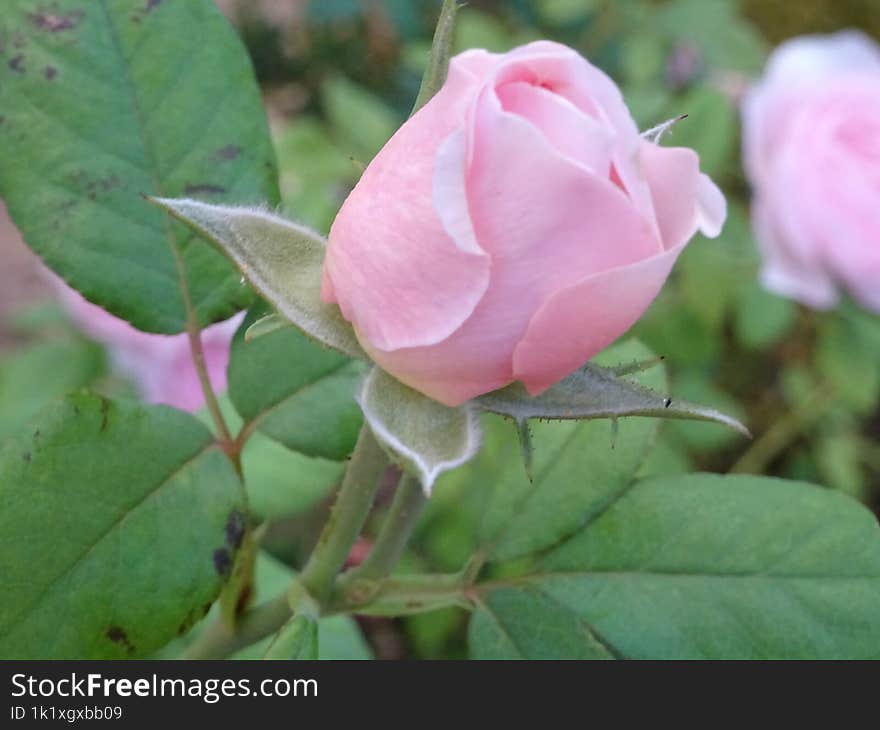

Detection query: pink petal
(494, 41), (657, 227)
(495, 81), (614, 173)
(356, 80), (661, 407)
(512, 245), (687, 395)
(640, 142), (725, 250)
(322, 61), (491, 352)
(742, 31), (880, 184)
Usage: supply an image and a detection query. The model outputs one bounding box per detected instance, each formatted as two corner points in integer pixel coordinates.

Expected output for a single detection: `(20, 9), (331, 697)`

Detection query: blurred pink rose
(743, 31), (880, 312)
(322, 41), (725, 406)
(51, 276), (242, 412)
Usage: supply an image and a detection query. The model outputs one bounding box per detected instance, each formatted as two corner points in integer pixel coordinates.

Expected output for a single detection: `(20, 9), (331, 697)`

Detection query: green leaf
(463, 341), (667, 562)
(229, 308), (364, 461)
(359, 367), (482, 494)
(194, 395), (342, 522)
(241, 433), (343, 522)
(0, 0), (278, 333)
(0, 336), (105, 442)
(473, 474), (880, 659)
(148, 198), (365, 359)
(0, 393), (245, 659)
(156, 551), (372, 660)
(411, 0), (459, 114)
(469, 587), (614, 659)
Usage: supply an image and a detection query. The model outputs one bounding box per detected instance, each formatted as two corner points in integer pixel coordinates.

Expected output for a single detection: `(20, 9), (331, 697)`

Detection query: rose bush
(743, 31), (880, 313)
(322, 41), (726, 406)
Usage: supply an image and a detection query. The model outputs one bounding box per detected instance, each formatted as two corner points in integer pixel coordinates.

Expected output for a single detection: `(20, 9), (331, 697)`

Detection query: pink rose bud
(742, 31), (880, 312)
(322, 41), (725, 406)
(50, 273), (242, 412)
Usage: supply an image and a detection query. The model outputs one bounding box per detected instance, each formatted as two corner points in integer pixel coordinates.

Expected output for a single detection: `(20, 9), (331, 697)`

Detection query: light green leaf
(0, 393), (245, 659)
(148, 197), (365, 359)
(0, 336), (105, 442)
(469, 587), (614, 660)
(473, 474), (880, 659)
(359, 367), (482, 494)
(242, 434), (343, 522)
(229, 308), (364, 461)
(0, 0), (278, 333)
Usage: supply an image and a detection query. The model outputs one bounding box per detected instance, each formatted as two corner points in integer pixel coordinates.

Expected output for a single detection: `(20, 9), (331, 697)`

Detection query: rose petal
(743, 31), (880, 183)
(512, 245), (687, 395)
(640, 142), (726, 250)
(752, 197), (839, 310)
(357, 82), (662, 407)
(322, 61), (491, 352)
(494, 41), (657, 228)
(495, 81), (614, 173)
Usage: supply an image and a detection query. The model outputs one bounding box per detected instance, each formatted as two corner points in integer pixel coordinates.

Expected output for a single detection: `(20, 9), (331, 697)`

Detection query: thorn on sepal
(514, 419), (534, 482)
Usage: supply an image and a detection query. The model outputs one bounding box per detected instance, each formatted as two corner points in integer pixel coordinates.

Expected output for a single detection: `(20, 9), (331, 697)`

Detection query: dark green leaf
(0, 336), (105, 442)
(469, 587), (614, 659)
(229, 309), (364, 461)
(0, 0), (279, 333)
(473, 473), (880, 659)
(0, 393), (245, 659)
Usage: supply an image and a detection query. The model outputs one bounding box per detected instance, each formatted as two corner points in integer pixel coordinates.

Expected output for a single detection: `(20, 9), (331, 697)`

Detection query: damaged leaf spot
(224, 510), (246, 550)
(106, 626), (135, 653)
(68, 171), (121, 201)
(212, 548), (232, 576)
(216, 144), (241, 160)
(43, 65), (57, 81)
(9, 54), (25, 73)
(28, 8), (84, 33)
